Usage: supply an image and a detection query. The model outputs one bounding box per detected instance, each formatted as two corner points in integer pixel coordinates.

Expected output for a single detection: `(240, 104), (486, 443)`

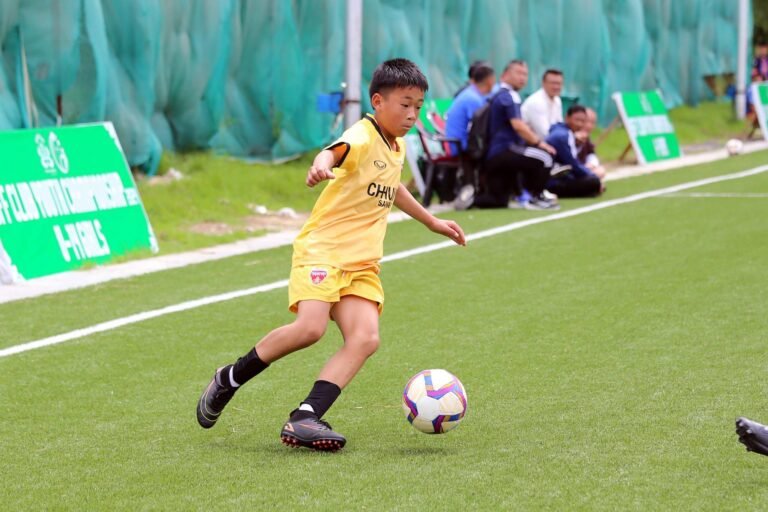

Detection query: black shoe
(736, 417), (768, 456)
(280, 411), (347, 451)
(196, 367), (236, 429)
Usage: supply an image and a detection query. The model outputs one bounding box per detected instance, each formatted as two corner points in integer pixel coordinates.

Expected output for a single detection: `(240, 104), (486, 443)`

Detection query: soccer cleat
(736, 417), (768, 456)
(280, 412), (347, 451)
(196, 367), (237, 429)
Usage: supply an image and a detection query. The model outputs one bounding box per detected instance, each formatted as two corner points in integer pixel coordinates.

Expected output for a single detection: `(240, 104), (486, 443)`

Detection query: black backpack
(465, 90), (503, 161)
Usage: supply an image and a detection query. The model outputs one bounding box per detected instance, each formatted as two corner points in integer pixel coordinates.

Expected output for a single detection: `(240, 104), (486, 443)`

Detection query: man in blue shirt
(472, 59), (558, 210)
(445, 61), (495, 155)
(545, 105), (603, 198)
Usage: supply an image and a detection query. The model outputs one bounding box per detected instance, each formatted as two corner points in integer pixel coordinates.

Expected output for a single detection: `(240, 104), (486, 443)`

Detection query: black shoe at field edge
(196, 367), (236, 429)
(736, 417), (768, 456)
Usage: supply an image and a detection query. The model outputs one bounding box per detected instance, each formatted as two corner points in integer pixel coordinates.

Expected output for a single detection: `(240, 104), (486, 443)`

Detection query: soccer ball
(402, 369), (467, 434)
(725, 138), (744, 156)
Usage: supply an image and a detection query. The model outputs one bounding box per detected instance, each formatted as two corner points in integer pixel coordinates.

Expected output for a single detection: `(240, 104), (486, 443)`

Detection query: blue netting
(0, 0), (752, 173)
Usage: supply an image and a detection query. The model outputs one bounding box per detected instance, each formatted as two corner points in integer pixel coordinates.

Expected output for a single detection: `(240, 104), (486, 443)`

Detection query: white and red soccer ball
(402, 369), (467, 434)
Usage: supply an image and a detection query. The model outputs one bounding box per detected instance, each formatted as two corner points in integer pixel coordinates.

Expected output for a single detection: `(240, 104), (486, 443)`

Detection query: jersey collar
(364, 114), (396, 151)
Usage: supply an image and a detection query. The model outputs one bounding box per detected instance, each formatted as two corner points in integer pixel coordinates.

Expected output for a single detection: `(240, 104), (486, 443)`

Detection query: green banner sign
(612, 90), (682, 165)
(0, 123), (157, 283)
(751, 82), (768, 142)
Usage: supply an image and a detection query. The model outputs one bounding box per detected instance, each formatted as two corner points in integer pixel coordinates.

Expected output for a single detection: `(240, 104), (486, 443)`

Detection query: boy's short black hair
(566, 104), (587, 117)
(543, 68), (563, 81)
(469, 61), (495, 82)
(369, 58), (429, 99)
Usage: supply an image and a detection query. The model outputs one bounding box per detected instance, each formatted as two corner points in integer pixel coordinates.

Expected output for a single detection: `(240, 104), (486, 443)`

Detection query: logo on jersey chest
(367, 182), (396, 208)
(374, 160), (387, 170)
(310, 269), (327, 284)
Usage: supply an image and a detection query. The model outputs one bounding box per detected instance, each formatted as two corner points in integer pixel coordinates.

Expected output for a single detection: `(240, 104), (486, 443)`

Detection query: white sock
(228, 366), (240, 388)
(298, 403), (315, 413)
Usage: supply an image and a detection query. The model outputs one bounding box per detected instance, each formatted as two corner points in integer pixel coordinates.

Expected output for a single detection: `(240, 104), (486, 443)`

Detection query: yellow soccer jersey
(292, 114), (405, 271)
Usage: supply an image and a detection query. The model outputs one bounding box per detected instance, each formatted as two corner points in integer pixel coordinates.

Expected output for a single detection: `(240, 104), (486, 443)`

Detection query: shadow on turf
(396, 446), (451, 456)
(208, 437), (451, 456)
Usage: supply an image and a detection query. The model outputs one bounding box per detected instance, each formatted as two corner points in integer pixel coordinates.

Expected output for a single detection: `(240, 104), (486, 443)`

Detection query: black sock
(224, 348), (269, 388)
(294, 380), (341, 419)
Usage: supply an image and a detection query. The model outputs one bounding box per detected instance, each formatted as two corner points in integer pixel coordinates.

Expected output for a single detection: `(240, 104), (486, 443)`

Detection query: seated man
(753, 42), (768, 81)
(576, 108), (606, 180)
(453, 60), (490, 98)
(471, 59), (558, 210)
(545, 105), (603, 198)
(521, 69), (564, 141)
(445, 61), (496, 156)
(745, 69), (761, 139)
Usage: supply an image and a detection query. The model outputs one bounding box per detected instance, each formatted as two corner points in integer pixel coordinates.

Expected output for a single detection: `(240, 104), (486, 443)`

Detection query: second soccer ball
(725, 138), (744, 156)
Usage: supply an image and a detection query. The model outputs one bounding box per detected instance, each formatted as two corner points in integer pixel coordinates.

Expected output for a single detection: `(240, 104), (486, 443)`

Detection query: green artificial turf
(1, 151), (768, 510)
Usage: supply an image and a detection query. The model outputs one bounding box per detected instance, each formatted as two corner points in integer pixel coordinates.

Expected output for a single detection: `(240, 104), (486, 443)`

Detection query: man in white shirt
(521, 69), (564, 140)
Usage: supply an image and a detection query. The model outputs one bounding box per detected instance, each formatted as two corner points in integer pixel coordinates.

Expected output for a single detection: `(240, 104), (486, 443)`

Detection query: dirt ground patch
(243, 212), (309, 232)
(189, 212), (309, 236)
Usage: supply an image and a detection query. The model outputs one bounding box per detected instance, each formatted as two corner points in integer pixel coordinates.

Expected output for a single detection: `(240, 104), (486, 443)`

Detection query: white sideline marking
(2, 165), (767, 360)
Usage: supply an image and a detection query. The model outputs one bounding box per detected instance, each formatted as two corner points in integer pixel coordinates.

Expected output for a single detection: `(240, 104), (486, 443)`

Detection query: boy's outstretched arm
(306, 145), (347, 187)
(394, 183), (466, 246)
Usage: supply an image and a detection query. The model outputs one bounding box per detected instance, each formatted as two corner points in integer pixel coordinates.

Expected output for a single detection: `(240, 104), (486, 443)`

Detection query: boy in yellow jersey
(196, 58), (466, 451)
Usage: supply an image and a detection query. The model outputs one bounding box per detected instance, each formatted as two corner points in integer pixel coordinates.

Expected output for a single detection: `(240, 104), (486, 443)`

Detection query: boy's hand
(429, 218), (466, 246)
(306, 166), (336, 187)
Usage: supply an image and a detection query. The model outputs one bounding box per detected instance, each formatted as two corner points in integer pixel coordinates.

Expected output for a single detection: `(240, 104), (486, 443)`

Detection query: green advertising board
(612, 90), (682, 165)
(0, 123), (157, 283)
(751, 82), (768, 142)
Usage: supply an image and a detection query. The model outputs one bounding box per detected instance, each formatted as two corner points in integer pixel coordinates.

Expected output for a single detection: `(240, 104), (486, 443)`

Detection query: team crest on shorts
(310, 269), (327, 284)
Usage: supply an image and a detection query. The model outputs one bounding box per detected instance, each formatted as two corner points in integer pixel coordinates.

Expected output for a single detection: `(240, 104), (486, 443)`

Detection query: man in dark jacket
(545, 105), (603, 198)
(471, 59), (559, 210)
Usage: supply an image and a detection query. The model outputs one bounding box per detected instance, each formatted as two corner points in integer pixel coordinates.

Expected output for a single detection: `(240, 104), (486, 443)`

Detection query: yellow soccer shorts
(288, 265), (384, 314)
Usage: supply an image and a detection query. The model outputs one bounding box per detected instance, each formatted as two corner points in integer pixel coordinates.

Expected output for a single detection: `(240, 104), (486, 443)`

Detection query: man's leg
(473, 151), (516, 208)
(196, 300), (331, 429)
(547, 174), (602, 198)
(517, 147), (553, 197)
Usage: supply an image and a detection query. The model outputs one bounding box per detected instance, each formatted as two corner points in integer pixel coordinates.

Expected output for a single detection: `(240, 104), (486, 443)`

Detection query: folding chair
(414, 119), (463, 207)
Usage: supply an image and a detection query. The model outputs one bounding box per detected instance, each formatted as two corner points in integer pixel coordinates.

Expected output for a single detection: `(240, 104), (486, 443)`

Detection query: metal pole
(344, 0), (362, 129)
(735, 0), (749, 120)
